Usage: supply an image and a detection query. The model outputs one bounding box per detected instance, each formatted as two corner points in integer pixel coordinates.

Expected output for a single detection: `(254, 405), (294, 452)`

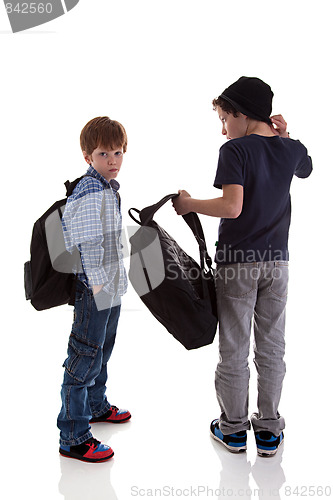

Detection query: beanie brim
(220, 94), (272, 125)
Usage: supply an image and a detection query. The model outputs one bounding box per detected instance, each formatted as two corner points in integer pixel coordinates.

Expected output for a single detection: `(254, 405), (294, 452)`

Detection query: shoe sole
(257, 437), (284, 458)
(90, 415), (131, 424)
(59, 449), (114, 463)
(210, 430), (247, 453)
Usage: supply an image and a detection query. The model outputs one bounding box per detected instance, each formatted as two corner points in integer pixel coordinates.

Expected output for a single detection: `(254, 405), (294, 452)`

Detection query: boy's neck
(246, 119), (275, 137)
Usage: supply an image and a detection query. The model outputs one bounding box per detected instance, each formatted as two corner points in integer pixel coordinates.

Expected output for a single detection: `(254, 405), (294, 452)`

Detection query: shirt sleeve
(214, 141), (245, 189)
(294, 143), (313, 178)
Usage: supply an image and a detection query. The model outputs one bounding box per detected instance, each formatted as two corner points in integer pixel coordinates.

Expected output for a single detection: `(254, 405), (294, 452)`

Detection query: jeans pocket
(72, 285), (93, 333)
(64, 334), (99, 383)
(217, 264), (258, 298)
(269, 262), (289, 298)
(72, 287), (85, 328)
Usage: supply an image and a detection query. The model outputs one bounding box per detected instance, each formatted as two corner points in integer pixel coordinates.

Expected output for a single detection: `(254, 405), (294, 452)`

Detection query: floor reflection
(252, 449), (286, 500)
(212, 439), (285, 499)
(58, 455), (118, 500)
(57, 422), (129, 500)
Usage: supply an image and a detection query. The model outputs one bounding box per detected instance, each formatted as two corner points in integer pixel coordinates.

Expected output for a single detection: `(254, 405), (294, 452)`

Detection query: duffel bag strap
(182, 211), (213, 271)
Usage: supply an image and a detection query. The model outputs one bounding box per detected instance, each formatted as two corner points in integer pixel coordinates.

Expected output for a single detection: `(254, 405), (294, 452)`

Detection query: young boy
(57, 116), (131, 463)
(173, 77), (312, 457)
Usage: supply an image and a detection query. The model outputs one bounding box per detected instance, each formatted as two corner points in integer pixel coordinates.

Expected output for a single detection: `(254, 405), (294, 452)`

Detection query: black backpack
(24, 176), (86, 311)
(128, 194), (217, 350)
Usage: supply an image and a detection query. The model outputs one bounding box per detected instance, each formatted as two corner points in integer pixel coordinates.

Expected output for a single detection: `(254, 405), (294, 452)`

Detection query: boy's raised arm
(172, 184), (243, 218)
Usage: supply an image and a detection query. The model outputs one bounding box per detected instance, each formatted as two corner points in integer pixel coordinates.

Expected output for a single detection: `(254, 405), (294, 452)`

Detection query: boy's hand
(93, 284), (104, 295)
(270, 114), (289, 138)
(172, 190), (192, 215)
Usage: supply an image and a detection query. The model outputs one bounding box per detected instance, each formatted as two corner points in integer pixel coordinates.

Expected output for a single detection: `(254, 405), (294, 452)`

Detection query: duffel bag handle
(128, 194), (214, 271)
(137, 193), (179, 225)
(128, 207), (141, 225)
(128, 194), (178, 225)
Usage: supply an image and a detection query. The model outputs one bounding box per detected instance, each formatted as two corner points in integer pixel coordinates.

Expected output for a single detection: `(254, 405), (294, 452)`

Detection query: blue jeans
(215, 261), (288, 436)
(57, 281), (121, 446)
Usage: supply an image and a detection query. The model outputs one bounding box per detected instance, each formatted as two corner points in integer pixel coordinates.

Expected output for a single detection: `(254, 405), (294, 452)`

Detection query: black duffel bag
(128, 194), (217, 350)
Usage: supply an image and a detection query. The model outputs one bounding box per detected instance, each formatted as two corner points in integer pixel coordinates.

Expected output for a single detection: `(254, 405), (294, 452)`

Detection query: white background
(0, 1), (332, 499)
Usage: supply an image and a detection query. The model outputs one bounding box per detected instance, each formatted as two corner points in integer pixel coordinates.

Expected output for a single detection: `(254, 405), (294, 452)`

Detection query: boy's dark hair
(80, 116), (128, 155)
(212, 97), (239, 118)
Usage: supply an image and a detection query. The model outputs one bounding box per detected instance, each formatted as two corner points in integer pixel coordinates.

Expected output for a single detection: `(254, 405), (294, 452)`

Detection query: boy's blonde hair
(80, 116), (128, 155)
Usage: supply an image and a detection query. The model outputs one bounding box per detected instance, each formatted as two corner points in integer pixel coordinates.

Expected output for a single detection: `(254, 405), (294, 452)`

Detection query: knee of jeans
(63, 334), (101, 384)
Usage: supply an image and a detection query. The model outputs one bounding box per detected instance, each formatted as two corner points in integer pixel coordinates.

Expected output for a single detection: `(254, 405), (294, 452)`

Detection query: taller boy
(58, 117), (131, 463)
(173, 77), (312, 457)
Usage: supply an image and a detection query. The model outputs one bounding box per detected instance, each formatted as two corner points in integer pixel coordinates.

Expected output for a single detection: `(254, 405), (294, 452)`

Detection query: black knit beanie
(219, 77), (274, 124)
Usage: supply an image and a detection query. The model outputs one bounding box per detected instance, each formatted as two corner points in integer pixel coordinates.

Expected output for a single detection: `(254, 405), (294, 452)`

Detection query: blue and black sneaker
(255, 431), (284, 457)
(210, 419), (247, 453)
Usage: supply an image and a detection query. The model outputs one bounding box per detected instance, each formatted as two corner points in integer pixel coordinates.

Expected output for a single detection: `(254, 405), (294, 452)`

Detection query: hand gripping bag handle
(130, 193), (179, 226)
(128, 193), (213, 271)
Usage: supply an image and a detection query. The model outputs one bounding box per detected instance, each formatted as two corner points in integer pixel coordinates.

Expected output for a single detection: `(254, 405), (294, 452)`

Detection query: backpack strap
(182, 212), (213, 270)
(64, 175), (121, 208)
(65, 176), (84, 197)
(64, 174), (92, 197)
(115, 191), (121, 210)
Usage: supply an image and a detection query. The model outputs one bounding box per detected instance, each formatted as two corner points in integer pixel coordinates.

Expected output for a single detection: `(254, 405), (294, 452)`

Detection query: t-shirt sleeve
(293, 140), (312, 179)
(295, 154), (313, 179)
(214, 141), (245, 189)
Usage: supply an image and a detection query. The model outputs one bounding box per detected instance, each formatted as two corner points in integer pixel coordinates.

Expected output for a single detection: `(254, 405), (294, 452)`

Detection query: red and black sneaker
(90, 405), (131, 424)
(59, 437), (114, 463)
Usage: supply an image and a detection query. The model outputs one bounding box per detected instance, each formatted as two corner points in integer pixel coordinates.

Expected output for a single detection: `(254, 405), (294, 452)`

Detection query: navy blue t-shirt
(214, 134), (312, 264)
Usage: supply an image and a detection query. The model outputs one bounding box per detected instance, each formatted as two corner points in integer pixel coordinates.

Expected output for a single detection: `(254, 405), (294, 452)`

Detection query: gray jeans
(215, 261), (288, 436)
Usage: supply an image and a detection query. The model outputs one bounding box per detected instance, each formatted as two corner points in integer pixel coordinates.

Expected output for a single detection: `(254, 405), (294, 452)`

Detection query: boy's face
(83, 146), (124, 182)
(217, 106), (247, 140)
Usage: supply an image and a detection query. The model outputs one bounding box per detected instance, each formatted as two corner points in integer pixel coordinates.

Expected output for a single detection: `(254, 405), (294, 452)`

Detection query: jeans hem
(59, 429), (93, 447)
(218, 421), (251, 435)
(91, 402), (111, 419)
(250, 413), (285, 435)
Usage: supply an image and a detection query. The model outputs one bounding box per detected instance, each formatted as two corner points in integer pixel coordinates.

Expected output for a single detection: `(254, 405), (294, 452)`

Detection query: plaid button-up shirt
(62, 165), (127, 298)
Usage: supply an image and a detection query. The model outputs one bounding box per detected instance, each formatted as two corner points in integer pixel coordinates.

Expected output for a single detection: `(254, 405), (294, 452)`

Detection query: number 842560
(5, 3), (53, 14)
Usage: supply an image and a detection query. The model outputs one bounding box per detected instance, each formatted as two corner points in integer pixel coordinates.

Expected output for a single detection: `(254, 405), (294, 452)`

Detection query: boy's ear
(82, 151), (92, 165)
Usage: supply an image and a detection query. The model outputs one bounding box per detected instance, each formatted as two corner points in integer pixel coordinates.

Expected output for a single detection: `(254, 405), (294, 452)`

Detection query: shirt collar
(86, 164), (120, 191)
